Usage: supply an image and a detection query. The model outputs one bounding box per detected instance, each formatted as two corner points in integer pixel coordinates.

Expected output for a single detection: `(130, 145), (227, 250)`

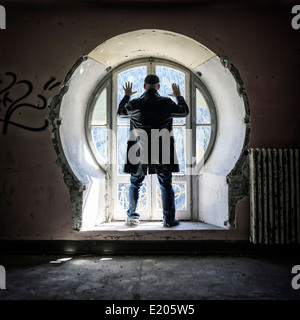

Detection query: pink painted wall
(0, 0), (299, 241)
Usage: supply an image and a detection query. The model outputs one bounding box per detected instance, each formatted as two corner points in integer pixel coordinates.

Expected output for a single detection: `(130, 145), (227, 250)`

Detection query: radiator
(249, 148), (300, 244)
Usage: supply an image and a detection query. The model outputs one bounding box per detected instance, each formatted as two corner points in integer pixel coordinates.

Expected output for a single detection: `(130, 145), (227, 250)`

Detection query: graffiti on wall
(0, 72), (61, 134)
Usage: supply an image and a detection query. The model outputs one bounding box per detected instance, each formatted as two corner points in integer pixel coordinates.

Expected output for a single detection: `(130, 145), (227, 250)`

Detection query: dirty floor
(0, 253), (299, 300)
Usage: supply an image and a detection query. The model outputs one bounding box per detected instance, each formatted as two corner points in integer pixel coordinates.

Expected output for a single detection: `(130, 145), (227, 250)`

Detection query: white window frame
(85, 57), (217, 223)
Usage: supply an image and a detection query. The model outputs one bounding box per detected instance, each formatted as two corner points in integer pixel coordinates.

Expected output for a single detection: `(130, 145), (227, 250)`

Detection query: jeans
(127, 173), (176, 223)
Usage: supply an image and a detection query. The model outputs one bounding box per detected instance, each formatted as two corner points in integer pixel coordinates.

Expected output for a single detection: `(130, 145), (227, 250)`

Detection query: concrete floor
(0, 253), (299, 300)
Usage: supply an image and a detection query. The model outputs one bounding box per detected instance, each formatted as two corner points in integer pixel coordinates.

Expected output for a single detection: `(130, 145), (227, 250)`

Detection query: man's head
(144, 74), (160, 91)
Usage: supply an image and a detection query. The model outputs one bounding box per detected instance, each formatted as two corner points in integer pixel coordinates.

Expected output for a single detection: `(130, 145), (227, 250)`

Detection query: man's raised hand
(168, 83), (181, 98)
(123, 82), (137, 97)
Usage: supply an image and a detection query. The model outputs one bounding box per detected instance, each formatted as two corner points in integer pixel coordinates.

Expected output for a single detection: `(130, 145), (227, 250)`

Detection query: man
(117, 74), (189, 227)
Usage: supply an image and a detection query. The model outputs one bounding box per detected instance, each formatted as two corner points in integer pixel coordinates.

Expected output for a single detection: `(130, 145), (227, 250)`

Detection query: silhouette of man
(117, 74), (189, 227)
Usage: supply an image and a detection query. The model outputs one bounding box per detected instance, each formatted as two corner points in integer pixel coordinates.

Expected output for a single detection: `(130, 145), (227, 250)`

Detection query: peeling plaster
(196, 56), (250, 229)
(220, 57), (251, 229)
(47, 56), (88, 231)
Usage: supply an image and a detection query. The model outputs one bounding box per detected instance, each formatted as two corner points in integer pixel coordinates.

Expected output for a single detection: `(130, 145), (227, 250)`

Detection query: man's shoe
(126, 217), (140, 227)
(163, 218), (180, 228)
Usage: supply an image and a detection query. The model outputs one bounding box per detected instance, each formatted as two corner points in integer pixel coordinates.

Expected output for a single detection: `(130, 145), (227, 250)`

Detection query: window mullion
(149, 60), (154, 74)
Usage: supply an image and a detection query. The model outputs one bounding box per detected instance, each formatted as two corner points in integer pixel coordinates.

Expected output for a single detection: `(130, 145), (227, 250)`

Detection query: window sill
(81, 221), (225, 232)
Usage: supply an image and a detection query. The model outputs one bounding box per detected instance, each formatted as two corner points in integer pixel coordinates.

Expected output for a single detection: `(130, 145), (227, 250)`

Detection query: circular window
(86, 58), (217, 221)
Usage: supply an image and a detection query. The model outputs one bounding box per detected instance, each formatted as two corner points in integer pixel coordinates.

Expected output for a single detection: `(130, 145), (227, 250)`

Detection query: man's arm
(168, 83), (189, 118)
(117, 82), (137, 118)
(117, 95), (131, 118)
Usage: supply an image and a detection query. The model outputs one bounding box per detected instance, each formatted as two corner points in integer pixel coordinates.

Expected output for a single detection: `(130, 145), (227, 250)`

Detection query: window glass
(196, 89), (211, 124)
(91, 88), (107, 162)
(196, 126), (211, 163)
(156, 66), (185, 125)
(118, 183), (148, 211)
(156, 182), (187, 210)
(92, 126), (107, 161)
(173, 126), (185, 174)
(117, 66), (147, 125)
(196, 88), (212, 165)
(117, 126), (130, 175)
(156, 66), (185, 98)
(91, 89), (107, 125)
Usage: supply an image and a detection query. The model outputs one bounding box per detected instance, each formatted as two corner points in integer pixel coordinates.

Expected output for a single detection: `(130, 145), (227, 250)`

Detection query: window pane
(118, 183), (148, 211)
(173, 126), (185, 174)
(91, 89), (106, 125)
(196, 88), (211, 124)
(156, 182), (187, 211)
(156, 66), (185, 99)
(117, 126), (130, 175)
(156, 66), (185, 125)
(196, 126), (211, 163)
(118, 66), (147, 125)
(92, 126), (107, 162)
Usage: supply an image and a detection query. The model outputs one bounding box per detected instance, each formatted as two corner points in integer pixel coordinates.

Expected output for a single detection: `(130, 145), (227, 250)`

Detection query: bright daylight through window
(87, 59), (216, 222)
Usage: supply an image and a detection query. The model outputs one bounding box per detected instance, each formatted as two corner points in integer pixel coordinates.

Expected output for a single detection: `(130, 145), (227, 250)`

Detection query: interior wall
(0, 0), (299, 241)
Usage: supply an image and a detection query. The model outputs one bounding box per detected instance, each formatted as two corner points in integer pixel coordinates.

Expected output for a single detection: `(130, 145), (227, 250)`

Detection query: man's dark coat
(117, 88), (189, 175)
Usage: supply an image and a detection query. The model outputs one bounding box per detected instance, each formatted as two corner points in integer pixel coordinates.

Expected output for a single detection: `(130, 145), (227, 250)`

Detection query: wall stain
(6, 149), (15, 166)
(0, 180), (14, 207)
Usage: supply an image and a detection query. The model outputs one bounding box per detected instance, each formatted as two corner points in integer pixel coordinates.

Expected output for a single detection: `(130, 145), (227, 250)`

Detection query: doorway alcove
(48, 29), (250, 232)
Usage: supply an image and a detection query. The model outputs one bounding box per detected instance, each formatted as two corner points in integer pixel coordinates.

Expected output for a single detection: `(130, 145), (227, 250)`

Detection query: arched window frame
(85, 57), (217, 177)
(86, 72), (112, 174)
(191, 72), (217, 174)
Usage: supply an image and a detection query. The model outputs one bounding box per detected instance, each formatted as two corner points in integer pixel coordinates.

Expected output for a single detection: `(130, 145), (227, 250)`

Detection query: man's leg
(157, 172), (179, 227)
(126, 173), (145, 225)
